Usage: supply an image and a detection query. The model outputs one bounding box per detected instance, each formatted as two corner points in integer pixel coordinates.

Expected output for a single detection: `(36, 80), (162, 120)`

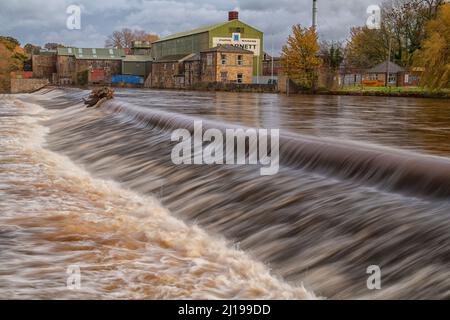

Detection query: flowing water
(1, 88), (449, 299)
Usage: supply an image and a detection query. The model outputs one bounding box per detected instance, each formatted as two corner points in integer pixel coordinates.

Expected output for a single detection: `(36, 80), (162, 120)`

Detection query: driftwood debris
(83, 87), (114, 108)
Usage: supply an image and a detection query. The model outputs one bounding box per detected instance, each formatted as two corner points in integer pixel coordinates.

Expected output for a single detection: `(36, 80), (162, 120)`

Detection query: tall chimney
(312, 0), (317, 29)
(228, 11), (239, 21)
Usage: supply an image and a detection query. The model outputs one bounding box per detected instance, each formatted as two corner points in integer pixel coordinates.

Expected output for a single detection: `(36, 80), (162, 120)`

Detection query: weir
(101, 99), (450, 198)
(19, 88), (450, 299)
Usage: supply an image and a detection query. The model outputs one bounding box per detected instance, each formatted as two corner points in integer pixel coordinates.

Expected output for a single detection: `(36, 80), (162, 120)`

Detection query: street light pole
(385, 37), (392, 88)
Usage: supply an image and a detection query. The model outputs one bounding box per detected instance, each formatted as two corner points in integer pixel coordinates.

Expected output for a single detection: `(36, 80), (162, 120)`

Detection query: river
(0, 88), (449, 299)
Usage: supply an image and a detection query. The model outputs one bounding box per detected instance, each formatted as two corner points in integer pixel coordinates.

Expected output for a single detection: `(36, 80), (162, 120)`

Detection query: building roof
(57, 47), (126, 60)
(122, 55), (153, 62)
(185, 53), (201, 62)
(153, 22), (229, 43)
(368, 61), (405, 73)
(202, 44), (253, 54)
(153, 19), (262, 43)
(37, 49), (57, 56)
(154, 53), (196, 63)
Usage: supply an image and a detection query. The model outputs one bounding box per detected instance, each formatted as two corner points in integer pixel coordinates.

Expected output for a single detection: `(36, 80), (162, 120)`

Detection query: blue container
(112, 75), (144, 84)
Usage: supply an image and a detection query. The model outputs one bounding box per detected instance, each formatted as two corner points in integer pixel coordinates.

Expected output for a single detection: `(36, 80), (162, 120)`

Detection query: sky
(0, 0), (381, 54)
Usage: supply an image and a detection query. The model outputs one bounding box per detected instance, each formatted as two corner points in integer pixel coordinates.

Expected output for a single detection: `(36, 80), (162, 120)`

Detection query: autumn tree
(345, 0), (446, 68)
(345, 26), (394, 69)
(44, 43), (65, 50)
(414, 3), (450, 90)
(105, 28), (159, 48)
(281, 24), (321, 89)
(24, 43), (41, 55)
(0, 36), (27, 92)
(381, 0), (445, 66)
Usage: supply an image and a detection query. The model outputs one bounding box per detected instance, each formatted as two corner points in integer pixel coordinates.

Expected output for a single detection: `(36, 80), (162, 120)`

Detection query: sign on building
(212, 34), (260, 56)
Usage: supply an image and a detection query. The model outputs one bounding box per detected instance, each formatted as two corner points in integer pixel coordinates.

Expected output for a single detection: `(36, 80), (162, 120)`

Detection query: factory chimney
(312, 0), (318, 29)
(228, 11), (239, 21)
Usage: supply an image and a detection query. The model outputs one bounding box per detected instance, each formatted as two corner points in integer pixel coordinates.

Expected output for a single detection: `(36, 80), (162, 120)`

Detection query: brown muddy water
(0, 88), (449, 299)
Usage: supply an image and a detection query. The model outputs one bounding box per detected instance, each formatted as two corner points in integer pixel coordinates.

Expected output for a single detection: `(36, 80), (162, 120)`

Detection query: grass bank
(322, 86), (450, 99)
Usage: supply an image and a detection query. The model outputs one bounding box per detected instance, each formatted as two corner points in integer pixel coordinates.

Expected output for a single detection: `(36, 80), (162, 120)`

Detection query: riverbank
(318, 86), (450, 99)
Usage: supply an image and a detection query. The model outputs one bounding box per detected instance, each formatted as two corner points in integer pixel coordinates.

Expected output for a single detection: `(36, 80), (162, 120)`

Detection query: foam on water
(0, 95), (314, 299)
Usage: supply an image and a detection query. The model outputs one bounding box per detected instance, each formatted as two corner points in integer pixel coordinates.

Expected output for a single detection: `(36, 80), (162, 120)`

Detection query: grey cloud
(0, 0), (383, 54)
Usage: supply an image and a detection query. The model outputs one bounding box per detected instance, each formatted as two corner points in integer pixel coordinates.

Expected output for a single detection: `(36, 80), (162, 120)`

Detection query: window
(220, 72), (228, 82)
(206, 54), (212, 66)
(369, 74), (378, 80)
(221, 54), (227, 65)
(237, 55), (243, 66)
(237, 73), (243, 83)
(388, 73), (396, 83)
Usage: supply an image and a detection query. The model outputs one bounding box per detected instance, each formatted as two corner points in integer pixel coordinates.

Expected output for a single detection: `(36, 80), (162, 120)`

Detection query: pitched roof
(57, 47), (126, 60)
(153, 19), (262, 43)
(185, 53), (201, 61)
(368, 61), (405, 73)
(122, 55), (153, 62)
(154, 53), (195, 62)
(202, 44), (253, 54)
(153, 22), (229, 43)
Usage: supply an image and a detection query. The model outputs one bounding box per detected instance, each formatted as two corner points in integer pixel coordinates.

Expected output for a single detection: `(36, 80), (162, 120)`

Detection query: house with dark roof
(339, 61), (422, 88)
(363, 61), (405, 87)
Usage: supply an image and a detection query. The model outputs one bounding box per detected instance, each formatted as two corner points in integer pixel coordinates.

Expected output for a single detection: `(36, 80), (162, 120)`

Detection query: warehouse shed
(122, 55), (153, 78)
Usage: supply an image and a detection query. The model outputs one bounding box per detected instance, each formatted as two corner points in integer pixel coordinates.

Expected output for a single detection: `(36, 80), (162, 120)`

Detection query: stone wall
(10, 78), (49, 93)
(201, 51), (253, 84)
(150, 61), (184, 89)
(32, 54), (57, 81)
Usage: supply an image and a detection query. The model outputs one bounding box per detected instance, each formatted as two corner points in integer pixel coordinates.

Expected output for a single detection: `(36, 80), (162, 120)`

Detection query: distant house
(363, 61), (405, 87)
(200, 45), (253, 84)
(339, 61), (423, 88)
(150, 53), (195, 89)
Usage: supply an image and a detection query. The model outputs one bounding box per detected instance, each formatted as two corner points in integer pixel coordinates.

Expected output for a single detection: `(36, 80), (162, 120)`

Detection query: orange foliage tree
(280, 24), (321, 90)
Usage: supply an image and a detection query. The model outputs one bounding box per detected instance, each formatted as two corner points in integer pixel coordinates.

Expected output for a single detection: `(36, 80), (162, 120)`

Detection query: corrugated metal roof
(154, 53), (195, 62)
(122, 55), (153, 62)
(153, 21), (229, 43)
(57, 47), (126, 60)
(368, 61), (405, 73)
